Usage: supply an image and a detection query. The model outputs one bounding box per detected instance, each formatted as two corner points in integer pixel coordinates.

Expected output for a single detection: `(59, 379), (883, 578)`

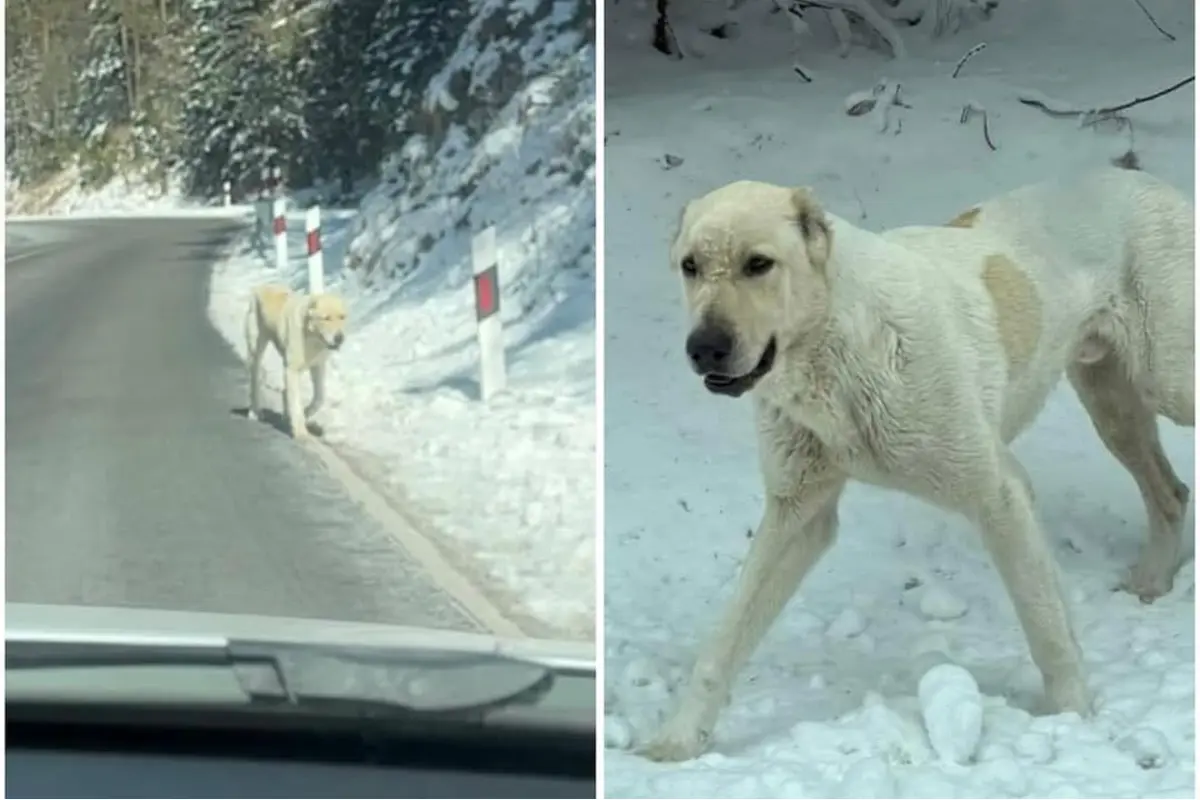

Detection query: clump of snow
(603, 0), (1193, 796)
(918, 583), (969, 621)
(918, 663), (984, 764)
(208, 3), (594, 640)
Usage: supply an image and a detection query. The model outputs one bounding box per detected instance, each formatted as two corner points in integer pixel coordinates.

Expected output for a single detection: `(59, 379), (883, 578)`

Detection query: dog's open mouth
(703, 337), (777, 398)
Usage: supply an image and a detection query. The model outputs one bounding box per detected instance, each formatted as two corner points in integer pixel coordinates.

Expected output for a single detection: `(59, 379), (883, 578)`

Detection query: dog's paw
(1042, 677), (1092, 718)
(637, 727), (710, 763)
(246, 409), (259, 421)
(1120, 565), (1174, 604)
(291, 428), (312, 442)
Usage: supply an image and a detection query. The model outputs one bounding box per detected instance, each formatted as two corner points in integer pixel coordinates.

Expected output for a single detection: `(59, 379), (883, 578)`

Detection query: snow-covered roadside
(208, 198), (595, 640)
(5, 167), (210, 218)
(603, 1), (1194, 797)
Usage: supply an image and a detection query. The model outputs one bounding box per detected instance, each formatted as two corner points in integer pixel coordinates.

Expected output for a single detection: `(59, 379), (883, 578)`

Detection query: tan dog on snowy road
(642, 165), (1195, 762)
(245, 284), (348, 440)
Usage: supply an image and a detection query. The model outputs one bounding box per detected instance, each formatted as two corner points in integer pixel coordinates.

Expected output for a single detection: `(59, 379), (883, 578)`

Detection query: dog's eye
(680, 256), (698, 277)
(744, 255), (775, 277)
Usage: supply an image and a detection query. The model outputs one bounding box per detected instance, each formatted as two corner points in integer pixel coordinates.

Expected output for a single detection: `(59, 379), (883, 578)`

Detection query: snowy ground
(603, 1), (1194, 797)
(208, 198), (595, 640)
(5, 167), (206, 218)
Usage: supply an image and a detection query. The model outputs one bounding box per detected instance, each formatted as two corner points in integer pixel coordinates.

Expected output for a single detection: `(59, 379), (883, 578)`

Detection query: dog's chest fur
(753, 325), (972, 500)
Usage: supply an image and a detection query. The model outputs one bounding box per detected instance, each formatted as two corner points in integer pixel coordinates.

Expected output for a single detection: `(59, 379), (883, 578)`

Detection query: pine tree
(75, 0), (135, 187)
(363, 0), (471, 154)
(302, 0), (386, 196)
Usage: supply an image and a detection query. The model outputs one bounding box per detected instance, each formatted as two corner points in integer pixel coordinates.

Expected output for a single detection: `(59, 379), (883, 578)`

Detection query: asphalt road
(6, 217), (480, 632)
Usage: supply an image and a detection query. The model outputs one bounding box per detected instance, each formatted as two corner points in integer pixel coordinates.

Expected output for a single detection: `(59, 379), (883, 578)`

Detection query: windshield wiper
(7, 638), (564, 719)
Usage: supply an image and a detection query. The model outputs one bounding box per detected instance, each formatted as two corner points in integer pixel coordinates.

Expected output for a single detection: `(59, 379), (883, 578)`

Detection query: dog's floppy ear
(791, 187), (832, 270)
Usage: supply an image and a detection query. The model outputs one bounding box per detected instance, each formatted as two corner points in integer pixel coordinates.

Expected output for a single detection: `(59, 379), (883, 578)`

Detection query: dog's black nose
(686, 325), (734, 373)
(333, 332), (345, 346)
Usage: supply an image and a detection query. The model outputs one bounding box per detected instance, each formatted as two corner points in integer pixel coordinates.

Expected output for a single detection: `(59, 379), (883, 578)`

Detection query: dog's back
(246, 283), (293, 357)
(968, 167), (1194, 421)
(863, 167), (1193, 437)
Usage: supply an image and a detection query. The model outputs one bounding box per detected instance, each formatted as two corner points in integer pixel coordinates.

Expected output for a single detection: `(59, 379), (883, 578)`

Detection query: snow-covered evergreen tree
(301, 0), (387, 196)
(180, 0), (308, 198)
(363, 0), (472, 155)
(75, 0), (135, 187)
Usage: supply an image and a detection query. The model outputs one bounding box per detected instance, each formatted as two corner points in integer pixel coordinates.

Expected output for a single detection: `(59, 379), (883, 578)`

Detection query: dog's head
(670, 180), (833, 398)
(305, 293), (348, 351)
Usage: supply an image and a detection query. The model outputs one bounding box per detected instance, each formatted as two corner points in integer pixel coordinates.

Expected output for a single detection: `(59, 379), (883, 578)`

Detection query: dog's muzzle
(699, 337), (777, 398)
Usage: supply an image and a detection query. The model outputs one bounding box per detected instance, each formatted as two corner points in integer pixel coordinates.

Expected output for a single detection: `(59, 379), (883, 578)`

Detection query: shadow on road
(229, 406), (326, 439)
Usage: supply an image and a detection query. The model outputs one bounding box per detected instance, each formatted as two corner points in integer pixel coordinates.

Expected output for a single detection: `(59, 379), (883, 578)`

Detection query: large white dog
(643, 165), (1195, 762)
(245, 284), (348, 440)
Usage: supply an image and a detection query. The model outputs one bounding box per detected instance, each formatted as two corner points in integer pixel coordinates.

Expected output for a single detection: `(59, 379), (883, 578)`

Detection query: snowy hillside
(603, 0), (1193, 797)
(209, 0), (596, 640)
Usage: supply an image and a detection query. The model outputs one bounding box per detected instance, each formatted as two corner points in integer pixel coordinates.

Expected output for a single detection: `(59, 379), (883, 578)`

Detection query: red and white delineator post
(272, 197), (287, 271)
(305, 206), (324, 294)
(471, 226), (507, 401)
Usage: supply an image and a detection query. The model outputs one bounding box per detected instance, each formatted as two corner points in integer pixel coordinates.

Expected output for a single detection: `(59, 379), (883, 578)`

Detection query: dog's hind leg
(641, 457), (846, 762)
(1068, 352), (1189, 602)
(305, 363), (326, 419)
(969, 446), (1091, 716)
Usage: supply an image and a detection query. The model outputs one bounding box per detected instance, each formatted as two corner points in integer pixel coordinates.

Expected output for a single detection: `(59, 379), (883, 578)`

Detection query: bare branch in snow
(793, 62), (814, 82)
(827, 7), (853, 57)
(845, 78), (909, 119)
(1129, 0), (1176, 42)
(1017, 76), (1194, 121)
(790, 0), (908, 58)
(872, 79), (904, 133)
(652, 0), (683, 59)
(960, 102), (996, 151)
(1111, 149), (1141, 170)
(952, 42), (986, 78)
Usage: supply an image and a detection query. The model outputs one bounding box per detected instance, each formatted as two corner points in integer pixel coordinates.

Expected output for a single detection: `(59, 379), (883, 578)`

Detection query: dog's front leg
(305, 363), (326, 419)
(640, 474), (846, 762)
(247, 341), (266, 421)
(284, 367), (310, 440)
(974, 450), (1090, 716)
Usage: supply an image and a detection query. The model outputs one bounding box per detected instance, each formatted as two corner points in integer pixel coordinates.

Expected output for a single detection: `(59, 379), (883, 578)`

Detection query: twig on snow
(1129, 0), (1176, 42)
(1017, 75), (1194, 121)
(951, 42), (987, 78)
(844, 78), (910, 118)
(793, 62), (814, 82)
(652, 0), (683, 59)
(873, 80), (905, 133)
(960, 102), (997, 151)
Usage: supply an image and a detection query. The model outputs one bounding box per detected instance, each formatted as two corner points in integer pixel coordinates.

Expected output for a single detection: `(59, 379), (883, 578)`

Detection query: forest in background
(5, 0), (471, 202)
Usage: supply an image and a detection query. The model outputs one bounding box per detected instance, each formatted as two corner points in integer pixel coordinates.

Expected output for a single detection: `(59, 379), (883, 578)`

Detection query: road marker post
(305, 206), (324, 294)
(273, 197), (287, 271)
(222, 180), (232, 207)
(471, 226), (507, 401)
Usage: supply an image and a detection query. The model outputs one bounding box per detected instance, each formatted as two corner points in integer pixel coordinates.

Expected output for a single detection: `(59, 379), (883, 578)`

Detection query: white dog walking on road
(244, 283), (348, 440)
(643, 165), (1195, 762)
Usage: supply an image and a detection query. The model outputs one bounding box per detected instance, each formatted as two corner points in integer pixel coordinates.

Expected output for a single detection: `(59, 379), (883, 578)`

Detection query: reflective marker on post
(273, 197), (287, 271)
(472, 226), (507, 401)
(306, 206), (324, 295)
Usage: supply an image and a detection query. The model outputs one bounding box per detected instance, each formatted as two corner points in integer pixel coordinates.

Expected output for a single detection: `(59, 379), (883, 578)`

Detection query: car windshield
(5, 0), (595, 715)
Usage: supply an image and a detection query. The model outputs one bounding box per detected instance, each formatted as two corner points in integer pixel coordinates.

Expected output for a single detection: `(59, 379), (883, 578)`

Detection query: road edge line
(302, 436), (529, 639)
